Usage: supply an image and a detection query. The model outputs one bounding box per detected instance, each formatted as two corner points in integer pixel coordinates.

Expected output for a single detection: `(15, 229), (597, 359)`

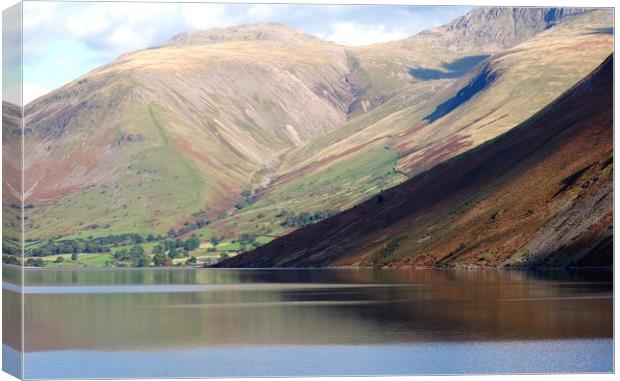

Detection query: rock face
(219, 55), (613, 269)
(418, 7), (589, 51)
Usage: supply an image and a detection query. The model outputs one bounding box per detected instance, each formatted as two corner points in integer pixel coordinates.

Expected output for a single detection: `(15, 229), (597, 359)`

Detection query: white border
(0, 1), (617, 381)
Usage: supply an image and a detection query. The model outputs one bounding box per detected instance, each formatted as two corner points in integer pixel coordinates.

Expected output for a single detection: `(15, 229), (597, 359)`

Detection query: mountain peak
(165, 23), (318, 46)
(417, 6), (589, 51)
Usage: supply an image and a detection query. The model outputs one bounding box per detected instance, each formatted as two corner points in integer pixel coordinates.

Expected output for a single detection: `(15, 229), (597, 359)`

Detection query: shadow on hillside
(587, 27), (613, 35)
(408, 55), (490, 81)
(423, 65), (497, 122)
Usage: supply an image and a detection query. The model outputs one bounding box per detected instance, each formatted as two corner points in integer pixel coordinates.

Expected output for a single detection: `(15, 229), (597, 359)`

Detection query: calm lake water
(2, 266), (613, 378)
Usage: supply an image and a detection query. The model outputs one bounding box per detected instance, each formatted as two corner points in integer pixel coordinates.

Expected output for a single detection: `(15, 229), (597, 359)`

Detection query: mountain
(22, 23), (352, 240)
(218, 55), (613, 269)
(12, 7), (613, 263)
(207, 9), (612, 251)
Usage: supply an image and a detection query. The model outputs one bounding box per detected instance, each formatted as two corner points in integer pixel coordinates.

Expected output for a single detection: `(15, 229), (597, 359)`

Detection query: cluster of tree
(279, 210), (338, 228)
(29, 241), (111, 257)
(206, 233), (267, 255)
(2, 244), (20, 256)
(25, 258), (45, 267)
(19, 230), (207, 268)
(92, 233), (161, 246)
(234, 189), (258, 210)
(151, 235), (201, 266)
(236, 233), (256, 245)
(168, 220), (210, 238)
(2, 255), (20, 265)
(113, 245), (149, 267)
(234, 233), (261, 252)
(26, 233), (163, 257)
(152, 251), (172, 266)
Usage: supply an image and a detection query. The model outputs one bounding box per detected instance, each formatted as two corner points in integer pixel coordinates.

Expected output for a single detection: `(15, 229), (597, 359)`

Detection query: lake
(2, 266), (613, 378)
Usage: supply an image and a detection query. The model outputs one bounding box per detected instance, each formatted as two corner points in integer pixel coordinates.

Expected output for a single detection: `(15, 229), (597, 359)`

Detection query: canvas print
(1, 1), (614, 379)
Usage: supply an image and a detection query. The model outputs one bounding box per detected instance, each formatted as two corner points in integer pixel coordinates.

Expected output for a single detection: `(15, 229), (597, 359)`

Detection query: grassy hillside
(276, 10), (612, 182)
(21, 25), (352, 242)
(220, 55), (613, 269)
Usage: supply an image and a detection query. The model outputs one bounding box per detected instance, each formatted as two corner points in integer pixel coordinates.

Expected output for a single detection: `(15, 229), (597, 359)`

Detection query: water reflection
(2, 267), (613, 353)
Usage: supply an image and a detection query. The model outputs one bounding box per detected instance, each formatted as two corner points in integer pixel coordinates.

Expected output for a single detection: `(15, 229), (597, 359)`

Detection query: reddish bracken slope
(220, 55), (613, 269)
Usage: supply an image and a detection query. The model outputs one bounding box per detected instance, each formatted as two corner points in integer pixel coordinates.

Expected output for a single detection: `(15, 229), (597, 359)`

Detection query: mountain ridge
(414, 6), (590, 51)
(165, 22), (322, 46)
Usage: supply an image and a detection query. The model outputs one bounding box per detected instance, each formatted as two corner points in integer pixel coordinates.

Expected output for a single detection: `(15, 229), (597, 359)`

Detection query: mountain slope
(201, 9), (612, 250)
(274, 9), (612, 182)
(219, 55), (613, 269)
(14, 7), (613, 260)
(22, 25), (352, 240)
(342, 7), (590, 116)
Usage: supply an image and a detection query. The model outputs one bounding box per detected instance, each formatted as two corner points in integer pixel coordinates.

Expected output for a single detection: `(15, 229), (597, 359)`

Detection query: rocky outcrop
(417, 7), (590, 51)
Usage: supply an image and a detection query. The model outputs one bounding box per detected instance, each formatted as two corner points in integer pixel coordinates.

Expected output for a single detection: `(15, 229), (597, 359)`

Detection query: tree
(129, 245), (148, 267)
(2, 255), (19, 265)
(114, 249), (129, 262)
(167, 248), (179, 259)
(71, 251), (78, 261)
(218, 253), (229, 262)
(153, 252), (167, 266)
(186, 256), (197, 265)
(129, 245), (144, 256)
(164, 240), (175, 251)
(25, 258), (45, 267)
(152, 245), (164, 255)
(184, 235), (200, 251)
(132, 255), (149, 268)
(55, 256), (64, 263)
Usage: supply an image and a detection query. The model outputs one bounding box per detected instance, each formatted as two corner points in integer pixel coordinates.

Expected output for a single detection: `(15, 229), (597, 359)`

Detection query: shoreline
(3, 263), (613, 272)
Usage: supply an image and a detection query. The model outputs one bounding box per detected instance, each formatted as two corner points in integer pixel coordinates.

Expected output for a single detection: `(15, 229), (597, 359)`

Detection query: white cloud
(64, 10), (108, 39)
(107, 25), (150, 52)
(322, 22), (412, 46)
(181, 4), (231, 30)
(247, 4), (277, 20)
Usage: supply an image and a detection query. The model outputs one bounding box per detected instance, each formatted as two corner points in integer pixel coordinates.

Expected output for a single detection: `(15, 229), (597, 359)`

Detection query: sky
(20, 2), (471, 104)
